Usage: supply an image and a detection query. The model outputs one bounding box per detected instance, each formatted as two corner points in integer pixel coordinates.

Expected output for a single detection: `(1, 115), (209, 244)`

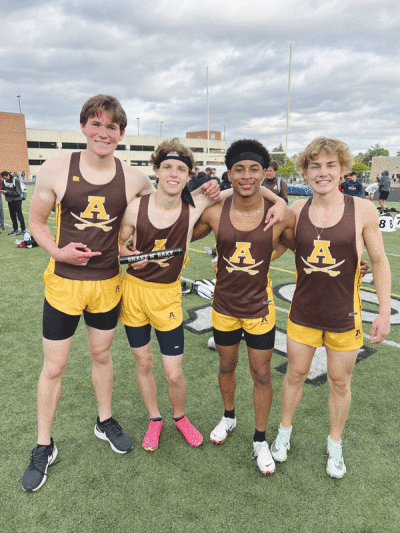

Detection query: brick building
(0, 112), (29, 175)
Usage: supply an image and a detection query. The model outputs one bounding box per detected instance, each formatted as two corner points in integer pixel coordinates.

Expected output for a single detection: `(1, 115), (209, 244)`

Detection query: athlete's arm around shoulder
(357, 197), (391, 343)
(119, 197), (140, 253)
(29, 154), (101, 265)
(121, 162), (156, 202)
(272, 206), (296, 256)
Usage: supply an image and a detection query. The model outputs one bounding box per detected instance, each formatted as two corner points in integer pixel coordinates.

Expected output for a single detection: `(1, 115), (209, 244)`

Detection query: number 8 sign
(379, 215), (395, 232)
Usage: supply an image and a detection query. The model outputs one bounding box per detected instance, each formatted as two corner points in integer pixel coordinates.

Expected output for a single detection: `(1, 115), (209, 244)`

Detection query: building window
(189, 147), (204, 153)
(28, 141), (58, 149)
(115, 145), (126, 150)
(130, 161), (150, 166)
(29, 159), (46, 166)
(130, 145), (154, 151)
(210, 133), (216, 140)
(61, 142), (87, 150)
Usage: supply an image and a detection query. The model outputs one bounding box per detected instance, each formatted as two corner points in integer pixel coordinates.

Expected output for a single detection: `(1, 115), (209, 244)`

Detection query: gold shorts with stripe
(119, 273), (182, 332)
(287, 318), (363, 352)
(212, 306), (275, 335)
(44, 266), (121, 315)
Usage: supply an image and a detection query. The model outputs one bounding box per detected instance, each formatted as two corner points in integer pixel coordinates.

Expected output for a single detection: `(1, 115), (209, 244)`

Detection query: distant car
(287, 184), (313, 196)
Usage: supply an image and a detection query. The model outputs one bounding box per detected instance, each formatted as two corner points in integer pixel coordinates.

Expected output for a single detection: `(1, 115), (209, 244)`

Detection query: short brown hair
(268, 160), (279, 172)
(295, 137), (353, 177)
(80, 94), (127, 132)
(150, 138), (195, 174)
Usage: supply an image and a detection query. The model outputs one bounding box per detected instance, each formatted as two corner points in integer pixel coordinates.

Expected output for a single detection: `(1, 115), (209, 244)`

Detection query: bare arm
(361, 203), (391, 343)
(259, 187), (287, 229)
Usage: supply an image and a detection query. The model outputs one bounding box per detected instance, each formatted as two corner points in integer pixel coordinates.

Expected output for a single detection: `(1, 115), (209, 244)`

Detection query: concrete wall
(370, 156), (400, 180)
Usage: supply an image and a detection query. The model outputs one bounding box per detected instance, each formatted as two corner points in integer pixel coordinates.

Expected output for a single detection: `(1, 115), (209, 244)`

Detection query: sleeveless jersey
(289, 195), (361, 332)
(213, 196), (274, 319)
(53, 152), (127, 281)
(126, 194), (189, 284)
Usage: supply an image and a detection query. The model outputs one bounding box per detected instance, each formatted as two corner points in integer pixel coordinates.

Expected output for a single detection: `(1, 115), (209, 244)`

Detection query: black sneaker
(8, 230), (19, 236)
(22, 438), (58, 492)
(94, 417), (133, 454)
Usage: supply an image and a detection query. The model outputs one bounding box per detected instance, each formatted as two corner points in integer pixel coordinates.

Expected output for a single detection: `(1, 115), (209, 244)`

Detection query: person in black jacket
(341, 171), (363, 197)
(0, 171), (26, 235)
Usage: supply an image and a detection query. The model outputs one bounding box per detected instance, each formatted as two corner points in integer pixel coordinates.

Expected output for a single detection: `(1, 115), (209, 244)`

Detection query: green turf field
(1, 186), (399, 533)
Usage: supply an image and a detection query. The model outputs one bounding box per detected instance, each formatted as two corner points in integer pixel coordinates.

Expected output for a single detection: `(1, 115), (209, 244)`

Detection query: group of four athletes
(21, 94), (391, 492)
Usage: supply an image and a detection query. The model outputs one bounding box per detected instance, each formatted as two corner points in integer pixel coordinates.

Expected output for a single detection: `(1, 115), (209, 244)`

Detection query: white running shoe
(210, 416), (236, 444)
(271, 426), (291, 462)
(251, 441), (276, 475)
(326, 438), (346, 479)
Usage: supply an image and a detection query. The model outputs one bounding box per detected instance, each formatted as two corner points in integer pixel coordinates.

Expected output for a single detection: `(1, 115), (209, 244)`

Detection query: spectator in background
(220, 171), (232, 191)
(0, 172), (5, 232)
(0, 171), (26, 235)
(261, 160), (288, 204)
(342, 171), (363, 197)
(364, 181), (379, 202)
(378, 170), (391, 214)
(188, 168), (209, 192)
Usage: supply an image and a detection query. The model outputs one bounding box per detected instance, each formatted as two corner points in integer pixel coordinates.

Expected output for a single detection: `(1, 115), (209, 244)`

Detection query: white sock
(279, 423), (292, 433)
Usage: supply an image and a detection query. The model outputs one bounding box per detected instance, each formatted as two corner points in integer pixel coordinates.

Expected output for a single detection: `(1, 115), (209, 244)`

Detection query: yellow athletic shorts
(287, 318), (363, 352)
(44, 267), (122, 315)
(212, 306), (275, 335)
(119, 273), (183, 332)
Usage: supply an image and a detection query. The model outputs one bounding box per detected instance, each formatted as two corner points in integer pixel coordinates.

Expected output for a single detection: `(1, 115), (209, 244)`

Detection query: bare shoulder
(34, 153), (71, 199)
(200, 198), (224, 223)
(354, 196), (379, 226)
(290, 198), (307, 218)
(122, 162), (154, 200)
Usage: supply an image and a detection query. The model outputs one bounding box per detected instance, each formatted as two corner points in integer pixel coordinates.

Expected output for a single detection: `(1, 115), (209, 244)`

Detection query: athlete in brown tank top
(23, 96), (156, 493)
(54, 151), (127, 281)
(213, 196), (274, 319)
(271, 137), (391, 480)
(289, 194), (360, 333)
(192, 138), (294, 475)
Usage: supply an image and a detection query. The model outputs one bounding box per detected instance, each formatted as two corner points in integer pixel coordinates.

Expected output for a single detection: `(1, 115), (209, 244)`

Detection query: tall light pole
(17, 95), (22, 113)
(284, 43), (293, 167)
(206, 66), (210, 162)
(136, 117), (140, 136)
(160, 121), (163, 136)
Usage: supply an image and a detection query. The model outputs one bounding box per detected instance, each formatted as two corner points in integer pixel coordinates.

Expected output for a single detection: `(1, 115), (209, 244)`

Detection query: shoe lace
(102, 418), (123, 438)
(328, 443), (343, 465)
(251, 441), (266, 459)
(27, 447), (49, 473)
(275, 430), (290, 449)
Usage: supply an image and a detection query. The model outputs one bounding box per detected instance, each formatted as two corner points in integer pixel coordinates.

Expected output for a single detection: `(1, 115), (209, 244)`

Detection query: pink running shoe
(175, 416), (203, 447)
(142, 420), (163, 451)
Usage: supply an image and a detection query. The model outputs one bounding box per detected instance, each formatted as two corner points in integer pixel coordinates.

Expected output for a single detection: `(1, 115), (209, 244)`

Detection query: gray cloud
(1, 0), (399, 156)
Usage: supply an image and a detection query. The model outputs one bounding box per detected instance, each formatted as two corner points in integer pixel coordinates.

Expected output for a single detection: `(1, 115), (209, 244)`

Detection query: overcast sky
(1, 0), (399, 157)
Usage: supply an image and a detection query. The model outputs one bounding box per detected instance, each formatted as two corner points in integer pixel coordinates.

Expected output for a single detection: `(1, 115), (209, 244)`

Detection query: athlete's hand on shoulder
(54, 242), (101, 266)
(369, 313), (390, 344)
(199, 180), (220, 202)
(360, 259), (369, 277)
(264, 197), (286, 231)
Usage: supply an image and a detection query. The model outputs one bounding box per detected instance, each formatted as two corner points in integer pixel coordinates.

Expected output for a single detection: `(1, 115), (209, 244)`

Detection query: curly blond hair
(295, 137), (353, 177)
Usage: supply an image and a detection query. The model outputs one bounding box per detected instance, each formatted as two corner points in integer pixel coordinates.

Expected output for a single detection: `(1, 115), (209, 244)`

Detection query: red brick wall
(186, 130), (221, 140)
(0, 112), (29, 176)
